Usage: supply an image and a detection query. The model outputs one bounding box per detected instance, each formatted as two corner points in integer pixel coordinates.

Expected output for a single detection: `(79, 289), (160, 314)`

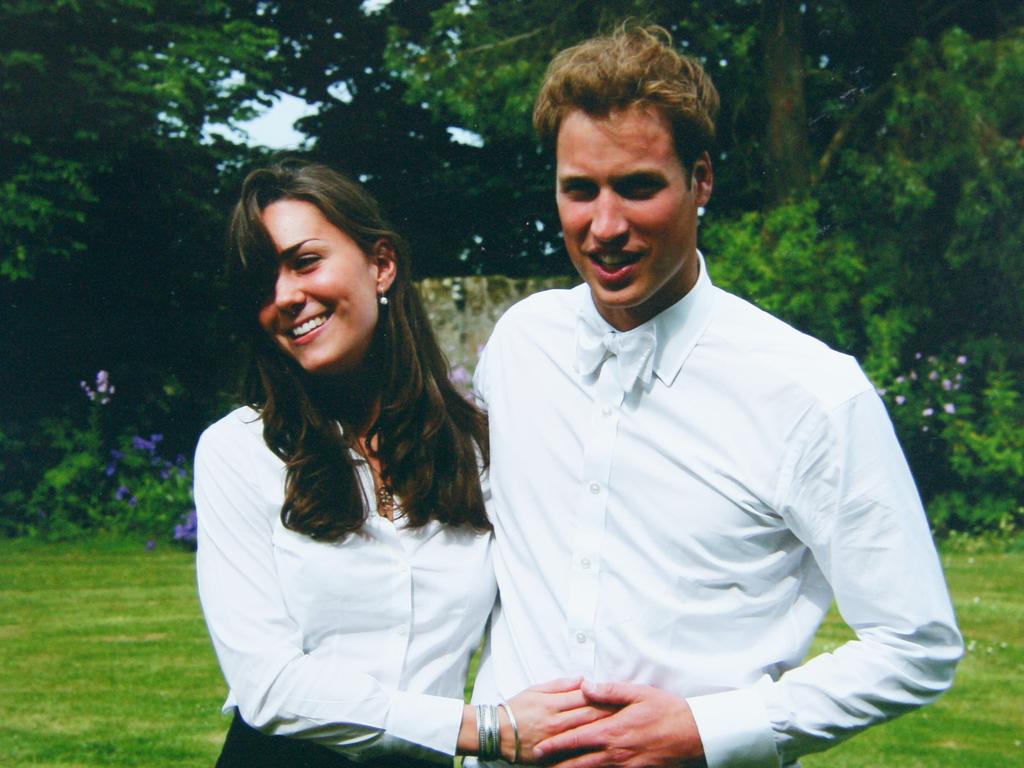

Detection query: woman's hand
(500, 677), (618, 764)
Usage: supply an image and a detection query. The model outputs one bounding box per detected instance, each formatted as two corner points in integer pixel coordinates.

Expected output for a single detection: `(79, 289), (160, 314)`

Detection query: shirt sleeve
(193, 420), (465, 759)
(688, 389), (963, 767)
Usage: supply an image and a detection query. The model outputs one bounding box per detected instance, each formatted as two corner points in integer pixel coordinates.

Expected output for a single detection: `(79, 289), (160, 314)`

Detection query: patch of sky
(328, 80), (354, 103)
(204, 89), (318, 149)
(448, 126), (485, 147)
(361, 0), (393, 14)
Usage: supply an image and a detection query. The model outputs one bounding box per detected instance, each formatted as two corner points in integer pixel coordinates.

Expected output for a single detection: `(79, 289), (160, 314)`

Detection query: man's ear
(691, 152), (714, 207)
(372, 239), (398, 294)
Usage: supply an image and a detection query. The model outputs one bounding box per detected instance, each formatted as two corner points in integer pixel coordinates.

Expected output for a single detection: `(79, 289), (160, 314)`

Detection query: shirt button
(575, 632), (587, 644)
(601, 405), (613, 417)
(580, 557), (592, 569)
(589, 482), (601, 494)
(397, 625), (408, 637)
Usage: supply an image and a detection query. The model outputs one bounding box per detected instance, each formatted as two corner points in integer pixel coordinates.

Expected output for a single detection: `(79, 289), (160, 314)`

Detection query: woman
(195, 161), (598, 767)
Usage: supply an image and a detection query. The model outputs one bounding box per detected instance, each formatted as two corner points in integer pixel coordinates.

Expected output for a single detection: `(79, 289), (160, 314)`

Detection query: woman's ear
(372, 239), (398, 294)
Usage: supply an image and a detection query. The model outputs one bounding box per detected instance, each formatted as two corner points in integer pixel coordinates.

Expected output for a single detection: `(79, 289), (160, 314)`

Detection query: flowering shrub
(878, 351), (1024, 536)
(106, 430), (195, 542)
(11, 370), (197, 544)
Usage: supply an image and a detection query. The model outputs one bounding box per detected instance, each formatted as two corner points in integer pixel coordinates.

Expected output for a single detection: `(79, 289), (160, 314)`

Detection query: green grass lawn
(0, 537), (1021, 767)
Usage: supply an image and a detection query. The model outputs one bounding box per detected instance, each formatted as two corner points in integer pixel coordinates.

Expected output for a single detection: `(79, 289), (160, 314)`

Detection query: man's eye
(560, 181), (597, 200)
(618, 179), (664, 199)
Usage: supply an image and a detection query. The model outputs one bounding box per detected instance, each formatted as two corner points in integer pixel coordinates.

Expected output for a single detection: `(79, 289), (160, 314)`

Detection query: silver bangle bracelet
(476, 703), (502, 760)
(498, 700), (521, 764)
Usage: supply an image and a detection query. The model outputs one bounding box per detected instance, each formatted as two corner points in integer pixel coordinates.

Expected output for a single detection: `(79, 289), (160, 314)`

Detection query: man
(472, 25), (962, 768)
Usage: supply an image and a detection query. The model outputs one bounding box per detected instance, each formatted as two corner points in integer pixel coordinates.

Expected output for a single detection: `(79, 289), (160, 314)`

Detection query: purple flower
(895, 375), (905, 384)
(450, 365), (472, 385)
(944, 403), (956, 414)
(110, 449), (124, 460)
(128, 496), (138, 507)
(95, 370), (113, 395)
(942, 379), (953, 391)
(145, 539), (157, 551)
(104, 463), (117, 477)
(116, 485), (131, 500)
(132, 435), (154, 452)
(174, 509), (199, 544)
(928, 370), (939, 381)
(956, 355), (967, 365)
(81, 370), (114, 404)
(895, 395), (906, 405)
(922, 407), (934, 417)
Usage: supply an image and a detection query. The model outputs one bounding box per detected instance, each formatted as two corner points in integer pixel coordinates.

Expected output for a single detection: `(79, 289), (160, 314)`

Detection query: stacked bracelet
(498, 700), (521, 764)
(476, 703), (502, 760)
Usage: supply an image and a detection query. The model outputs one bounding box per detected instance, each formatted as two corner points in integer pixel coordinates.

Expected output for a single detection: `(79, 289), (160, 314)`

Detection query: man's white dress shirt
(472, 256), (962, 767)
(194, 406), (495, 762)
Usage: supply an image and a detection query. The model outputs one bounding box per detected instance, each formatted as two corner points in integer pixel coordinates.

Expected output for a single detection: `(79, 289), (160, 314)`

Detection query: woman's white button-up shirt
(194, 406), (495, 762)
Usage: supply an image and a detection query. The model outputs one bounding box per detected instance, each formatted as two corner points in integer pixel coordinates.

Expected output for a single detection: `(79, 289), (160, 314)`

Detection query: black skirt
(215, 709), (451, 768)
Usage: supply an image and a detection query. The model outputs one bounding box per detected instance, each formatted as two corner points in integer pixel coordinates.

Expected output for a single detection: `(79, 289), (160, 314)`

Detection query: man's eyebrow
(557, 170), (667, 184)
(614, 170), (667, 182)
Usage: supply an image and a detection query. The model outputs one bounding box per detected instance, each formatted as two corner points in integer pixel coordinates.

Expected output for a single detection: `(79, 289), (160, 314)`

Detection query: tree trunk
(763, 0), (812, 205)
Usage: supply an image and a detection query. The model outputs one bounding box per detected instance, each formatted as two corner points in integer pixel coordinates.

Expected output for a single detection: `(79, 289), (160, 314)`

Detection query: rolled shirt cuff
(384, 690), (465, 756)
(688, 687), (780, 768)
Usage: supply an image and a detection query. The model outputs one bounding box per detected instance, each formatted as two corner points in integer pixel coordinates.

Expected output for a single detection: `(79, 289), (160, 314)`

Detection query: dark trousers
(215, 710), (449, 768)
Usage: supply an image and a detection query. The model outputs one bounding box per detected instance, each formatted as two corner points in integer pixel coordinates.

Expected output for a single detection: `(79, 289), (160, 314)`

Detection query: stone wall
(417, 274), (577, 376)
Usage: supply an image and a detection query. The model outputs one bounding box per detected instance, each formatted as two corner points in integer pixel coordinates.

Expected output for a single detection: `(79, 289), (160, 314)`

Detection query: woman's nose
(273, 270), (305, 312)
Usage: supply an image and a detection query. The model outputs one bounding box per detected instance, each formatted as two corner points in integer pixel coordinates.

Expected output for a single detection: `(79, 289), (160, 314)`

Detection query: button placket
(567, 365), (623, 672)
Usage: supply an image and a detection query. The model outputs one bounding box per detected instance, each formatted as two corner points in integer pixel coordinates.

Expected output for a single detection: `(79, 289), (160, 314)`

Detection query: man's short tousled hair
(533, 24), (720, 171)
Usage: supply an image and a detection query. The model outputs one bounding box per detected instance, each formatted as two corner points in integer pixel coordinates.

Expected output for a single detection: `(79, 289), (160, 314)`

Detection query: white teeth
(595, 253), (636, 268)
(291, 315), (326, 338)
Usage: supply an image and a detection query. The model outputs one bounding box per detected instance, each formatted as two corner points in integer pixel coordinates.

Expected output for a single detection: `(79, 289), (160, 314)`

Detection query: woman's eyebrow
(277, 238), (318, 260)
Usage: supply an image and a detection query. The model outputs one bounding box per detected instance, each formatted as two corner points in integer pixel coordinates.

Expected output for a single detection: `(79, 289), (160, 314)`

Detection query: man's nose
(590, 191), (628, 243)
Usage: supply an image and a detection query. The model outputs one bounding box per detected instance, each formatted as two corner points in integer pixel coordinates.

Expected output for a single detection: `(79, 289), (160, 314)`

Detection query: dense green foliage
(0, 1), (1021, 538)
(0, 538), (1021, 765)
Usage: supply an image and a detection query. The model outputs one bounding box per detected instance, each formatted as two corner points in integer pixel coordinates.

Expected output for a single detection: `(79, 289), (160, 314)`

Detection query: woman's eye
(294, 254), (320, 271)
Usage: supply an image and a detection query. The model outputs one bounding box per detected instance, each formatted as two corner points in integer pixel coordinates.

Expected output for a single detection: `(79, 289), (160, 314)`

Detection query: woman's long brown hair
(227, 161), (489, 540)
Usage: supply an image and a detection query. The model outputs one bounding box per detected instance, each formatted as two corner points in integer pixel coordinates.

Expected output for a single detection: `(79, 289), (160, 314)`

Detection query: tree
(0, 1), (279, 431)
(763, 0), (811, 204)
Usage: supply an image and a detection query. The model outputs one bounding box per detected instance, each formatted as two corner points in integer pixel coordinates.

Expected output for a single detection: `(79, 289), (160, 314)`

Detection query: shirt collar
(576, 250), (716, 387)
